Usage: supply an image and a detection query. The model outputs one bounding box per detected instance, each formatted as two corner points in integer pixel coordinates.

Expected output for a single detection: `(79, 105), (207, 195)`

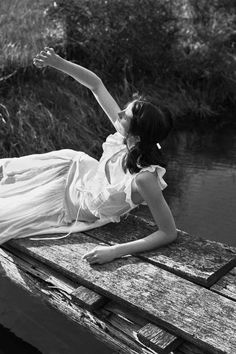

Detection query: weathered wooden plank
(71, 286), (108, 311)
(96, 306), (182, 354)
(4, 244), (108, 311)
(137, 323), (183, 354)
(174, 340), (212, 354)
(172, 350), (186, 354)
(2, 244), (77, 294)
(104, 301), (182, 354)
(84, 214), (236, 287)
(0, 247), (156, 354)
(104, 301), (148, 327)
(3, 240), (160, 345)
(210, 267), (236, 302)
(98, 308), (141, 341)
(0, 248), (111, 354)
(8, 234), (236, 354)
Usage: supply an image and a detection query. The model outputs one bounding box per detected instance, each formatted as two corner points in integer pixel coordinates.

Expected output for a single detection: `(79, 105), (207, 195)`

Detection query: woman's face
(117, 101), (135, 135)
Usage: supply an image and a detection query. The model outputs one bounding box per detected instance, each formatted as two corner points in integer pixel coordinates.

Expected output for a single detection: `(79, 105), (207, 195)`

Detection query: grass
(0, 0), (235, 158)
(0, 0), (111, 158)
(0, 0), (65, 74)
(0, 74), (115, 158)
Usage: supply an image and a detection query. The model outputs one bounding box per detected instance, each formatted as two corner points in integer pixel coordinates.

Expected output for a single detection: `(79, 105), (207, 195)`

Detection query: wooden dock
(0, 213), (235, 354)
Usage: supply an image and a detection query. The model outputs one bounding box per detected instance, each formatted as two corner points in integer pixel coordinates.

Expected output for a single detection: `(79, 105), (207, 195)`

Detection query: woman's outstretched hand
(82, 245), (118, 265)
(33, 47), (60, 69)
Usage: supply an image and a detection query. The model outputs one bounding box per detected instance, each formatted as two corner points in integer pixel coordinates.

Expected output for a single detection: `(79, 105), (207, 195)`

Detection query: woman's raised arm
(33, 47), (123, 133)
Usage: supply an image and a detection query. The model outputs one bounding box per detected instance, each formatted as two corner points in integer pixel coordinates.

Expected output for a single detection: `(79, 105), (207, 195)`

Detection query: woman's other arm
(113, 171), (177, 258)
(83, 171), (177, 265)
(33, 47), (124, 134)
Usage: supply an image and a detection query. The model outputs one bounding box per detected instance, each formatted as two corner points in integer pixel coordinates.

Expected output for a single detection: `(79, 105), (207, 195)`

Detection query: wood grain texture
(0, 247), (155, 354)
(210, 267), (236, 301)
(98, 308), (141, 341)
(8, 234), (236, 354)
(84, 214), (236, 287)
(104, 301), (148, 327)
(2, 243), (77, 294)
(71, 286), (108, 310)
(137, 323), (183, 353)
(4, 244), (111, 312)
(104, 302), (181, 353)
(174, 340), (212, 354)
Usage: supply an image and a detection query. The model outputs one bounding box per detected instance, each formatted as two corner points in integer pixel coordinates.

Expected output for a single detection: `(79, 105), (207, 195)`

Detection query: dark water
(167, 127), (236, 246)
(1, 127), (236, 354)
(0, 326), (41, 354)
(134, 127), (236, 247)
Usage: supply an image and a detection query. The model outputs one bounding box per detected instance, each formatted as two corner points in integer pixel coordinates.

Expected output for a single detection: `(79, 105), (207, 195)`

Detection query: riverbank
(1, 69), (236, 160)
(1, 0), (236, 159)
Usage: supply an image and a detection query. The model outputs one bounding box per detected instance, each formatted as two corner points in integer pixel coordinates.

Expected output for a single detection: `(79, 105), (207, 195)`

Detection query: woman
(0, 47), (177, 265)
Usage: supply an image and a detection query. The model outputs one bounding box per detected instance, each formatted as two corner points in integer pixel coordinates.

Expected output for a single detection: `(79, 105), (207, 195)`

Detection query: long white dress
(0, 131), (167, 244)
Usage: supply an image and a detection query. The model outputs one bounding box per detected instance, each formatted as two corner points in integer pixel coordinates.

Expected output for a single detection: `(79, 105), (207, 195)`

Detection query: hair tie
(136, 155), (142, 169)
(139, 140), (161, 150)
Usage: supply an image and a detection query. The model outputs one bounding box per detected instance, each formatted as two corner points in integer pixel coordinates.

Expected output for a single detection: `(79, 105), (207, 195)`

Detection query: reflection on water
(134, 127), (236, 247)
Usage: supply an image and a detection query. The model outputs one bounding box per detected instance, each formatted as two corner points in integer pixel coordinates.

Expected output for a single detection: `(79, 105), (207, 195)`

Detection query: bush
(1, 0), (236, 159)
(47, 0), (177, 82)
(46, 0), (236, 120)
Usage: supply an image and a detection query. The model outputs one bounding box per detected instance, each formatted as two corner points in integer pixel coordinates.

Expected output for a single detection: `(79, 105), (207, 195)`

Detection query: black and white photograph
(0, 1), (235, 353)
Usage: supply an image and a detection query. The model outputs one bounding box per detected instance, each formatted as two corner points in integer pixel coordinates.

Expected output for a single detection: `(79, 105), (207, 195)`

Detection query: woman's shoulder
(133, 170), (163, 209)
(135, 169), (159, 186)
(134, 164), (167, 191)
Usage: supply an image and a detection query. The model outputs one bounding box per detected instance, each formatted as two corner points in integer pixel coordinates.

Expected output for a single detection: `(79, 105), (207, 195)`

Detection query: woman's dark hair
(122, 96), (173, 174)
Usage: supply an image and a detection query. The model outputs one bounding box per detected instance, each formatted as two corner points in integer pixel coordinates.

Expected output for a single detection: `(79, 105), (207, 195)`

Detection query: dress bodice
(79, 131), (168, 223)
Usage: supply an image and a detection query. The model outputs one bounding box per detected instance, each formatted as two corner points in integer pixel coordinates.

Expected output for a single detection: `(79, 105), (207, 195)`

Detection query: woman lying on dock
(0, 47), (177, 264)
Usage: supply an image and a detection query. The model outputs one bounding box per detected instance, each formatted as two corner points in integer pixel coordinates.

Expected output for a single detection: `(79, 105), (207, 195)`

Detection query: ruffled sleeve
(101, 131), (126, 158)
(124, 164), (168, 209)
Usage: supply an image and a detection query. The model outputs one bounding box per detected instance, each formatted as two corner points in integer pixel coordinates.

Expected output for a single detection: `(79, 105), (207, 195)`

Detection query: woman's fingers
(33, 55), (46, 62)
(85, 257), (98, 264)
(82, 250), (99, 264)
(44, 47), (54, 52)
(33, 58), (44, 67)
(82, 250), (95, 259)
(33, 57), (45, 63)
(40, 51), (48, 56)
(37, 52), (47, 59)
(33, 47), (56, 69)
(33, 50), (49, 68)
(33, 51), (49, 63)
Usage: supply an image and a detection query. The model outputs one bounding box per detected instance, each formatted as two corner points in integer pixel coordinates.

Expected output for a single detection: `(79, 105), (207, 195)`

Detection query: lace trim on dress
(140, 165), (168, 190)
(124, 165), (168, 209)
(124, 177), (139, 209)
(101, 132), (126, 158)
